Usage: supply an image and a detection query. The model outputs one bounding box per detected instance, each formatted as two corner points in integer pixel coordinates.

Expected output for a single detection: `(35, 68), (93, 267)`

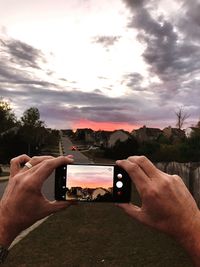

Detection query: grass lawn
(6, 187), (193, 267)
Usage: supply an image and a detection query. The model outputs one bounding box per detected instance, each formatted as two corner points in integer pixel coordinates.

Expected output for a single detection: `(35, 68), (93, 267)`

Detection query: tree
(196, 119), (200, 128)
(0, 98), (16, 133)
(20, 107), (45, 155)
(21, 107), (44, 127)
(175, 107), (190, 129)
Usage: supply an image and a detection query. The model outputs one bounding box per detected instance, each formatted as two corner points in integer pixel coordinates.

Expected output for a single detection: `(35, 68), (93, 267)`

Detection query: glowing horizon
(72, 119), (141, 132)
(66, 165), (114, 189)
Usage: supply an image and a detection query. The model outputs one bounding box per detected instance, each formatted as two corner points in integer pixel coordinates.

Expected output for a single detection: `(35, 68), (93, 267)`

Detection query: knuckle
(171, 174), (181, 184)
(172, 174), (180, 180)
(137, 156), (147, 165)
(43, 159), (53, 168)
(129, 162), (140, 172)
(31, 156), (38, 161)
(59, 156), (66, 161)
(127, 156), (134, 161)
(10, 157), (17, 164)
(22, 154), (28, 158)
(161, 177), (171, 189)
(10, 154), (29, 164)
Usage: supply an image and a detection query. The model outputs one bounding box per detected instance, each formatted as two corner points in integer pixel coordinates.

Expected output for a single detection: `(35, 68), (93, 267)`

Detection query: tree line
(105, 129), (200, 163)
(0, 99), (59, 163)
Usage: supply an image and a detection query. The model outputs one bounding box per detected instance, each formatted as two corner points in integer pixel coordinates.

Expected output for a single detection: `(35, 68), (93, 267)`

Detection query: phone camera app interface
(65, 165), (114, 202)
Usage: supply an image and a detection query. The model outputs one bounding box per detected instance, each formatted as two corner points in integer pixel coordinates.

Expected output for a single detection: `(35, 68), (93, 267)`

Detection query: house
(92, 188), (108, 200)
(131, 126), (162, 143)
(107, 130), (130, 148)
(163, 126), (185, 142)
(61, 129), (74, 137)
(74, 128), (95, 143)
(0, 126), (19, 137)
(185, 127), (200, 138)
(93, 130), (112, 148)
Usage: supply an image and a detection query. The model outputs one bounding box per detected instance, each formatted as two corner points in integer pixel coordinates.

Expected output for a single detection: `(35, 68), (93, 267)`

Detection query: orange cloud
(73, 119), (140, 132)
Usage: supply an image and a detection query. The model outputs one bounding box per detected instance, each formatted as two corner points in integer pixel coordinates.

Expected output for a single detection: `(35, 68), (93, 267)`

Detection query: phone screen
(55, 164), (131, 203)
(65, 165), (114, 201)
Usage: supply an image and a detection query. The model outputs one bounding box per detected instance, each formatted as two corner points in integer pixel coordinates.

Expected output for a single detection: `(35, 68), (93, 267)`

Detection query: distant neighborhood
(66, 186), (113, 202)
(1, 96), (200, 164)
(61, 125), (200, 149)
(61, 124), (200, 163)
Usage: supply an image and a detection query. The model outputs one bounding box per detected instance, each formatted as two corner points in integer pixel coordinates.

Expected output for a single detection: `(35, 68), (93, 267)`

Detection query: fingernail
(67, 155), (74, 158)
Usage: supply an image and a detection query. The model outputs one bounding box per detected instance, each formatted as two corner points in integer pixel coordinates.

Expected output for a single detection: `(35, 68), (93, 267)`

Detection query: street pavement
(61, 135), (92, 163)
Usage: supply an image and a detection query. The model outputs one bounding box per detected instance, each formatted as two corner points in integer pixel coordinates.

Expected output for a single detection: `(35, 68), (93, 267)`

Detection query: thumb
(116, 203), (144, 223)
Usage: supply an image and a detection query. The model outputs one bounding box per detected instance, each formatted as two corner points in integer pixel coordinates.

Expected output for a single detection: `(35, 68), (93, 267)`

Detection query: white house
(107, 130), (130, 148)
(92, 188), (107, 200)
(185, 127), (200, 138)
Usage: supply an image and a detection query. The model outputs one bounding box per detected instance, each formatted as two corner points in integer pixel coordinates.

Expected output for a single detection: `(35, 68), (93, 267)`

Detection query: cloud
(1, 37), (45, 69)
(1, 2), (200, 131)
(122, 72), (144, 89)
(178, 0), (200, 41)
(93, 35), (121, 48)
(122, 0), (200, 112)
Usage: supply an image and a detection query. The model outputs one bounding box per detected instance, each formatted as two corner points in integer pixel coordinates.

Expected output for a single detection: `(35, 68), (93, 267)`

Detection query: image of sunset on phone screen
(66, 165), (114, 201)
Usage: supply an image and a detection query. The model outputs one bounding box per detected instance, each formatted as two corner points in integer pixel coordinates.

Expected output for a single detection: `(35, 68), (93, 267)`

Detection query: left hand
(0, 154), (74, 248)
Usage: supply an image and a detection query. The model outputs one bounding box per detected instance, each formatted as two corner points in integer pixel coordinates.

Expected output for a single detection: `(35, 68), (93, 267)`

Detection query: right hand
(116, 156), (200, 243)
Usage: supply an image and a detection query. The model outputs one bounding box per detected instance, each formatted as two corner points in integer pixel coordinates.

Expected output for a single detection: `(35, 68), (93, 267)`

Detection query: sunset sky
(0, 0), (200, 131)
(67, 165), (113, 189)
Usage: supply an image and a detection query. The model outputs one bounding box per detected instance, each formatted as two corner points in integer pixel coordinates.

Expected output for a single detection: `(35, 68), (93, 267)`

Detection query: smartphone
(55, 164), (131, 203)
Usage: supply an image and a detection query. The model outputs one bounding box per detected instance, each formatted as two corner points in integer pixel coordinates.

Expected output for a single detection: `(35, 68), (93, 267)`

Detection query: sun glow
(73, 119), (140, 132)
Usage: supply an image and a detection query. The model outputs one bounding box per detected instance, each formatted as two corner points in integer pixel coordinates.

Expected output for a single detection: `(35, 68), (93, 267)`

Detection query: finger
(67, 154), (74, 159)
(116, 203), (144, 223)
(31, 156), (74, 187)
(47, 200), (77, 214)
(10, 154), (31, 177)
(128, 156), (159, 178)
(116, 159), (150, 195)
(21, 156), (54, 172)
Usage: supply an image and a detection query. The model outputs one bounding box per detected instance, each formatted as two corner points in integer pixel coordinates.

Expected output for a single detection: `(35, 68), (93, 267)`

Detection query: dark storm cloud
(0, 85), (136, 109)
(93, 36), (121, 48)
(0, 35), (57, 92)
(0, 79), (177, 127)
(39, 105), (138, 125)
(122, 0), (200, 110)
(122, 72), (144, 89)
(4, 38), (45, 69)
(0, 60), (55, 87)
(178, 0), (200, 41)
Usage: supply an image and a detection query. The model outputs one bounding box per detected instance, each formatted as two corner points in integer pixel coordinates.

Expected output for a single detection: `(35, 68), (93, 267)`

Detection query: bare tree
(175, 107), (190, 129)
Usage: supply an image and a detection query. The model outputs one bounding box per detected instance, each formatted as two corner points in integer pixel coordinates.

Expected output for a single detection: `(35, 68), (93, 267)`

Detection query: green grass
(6, 187), (193, 267)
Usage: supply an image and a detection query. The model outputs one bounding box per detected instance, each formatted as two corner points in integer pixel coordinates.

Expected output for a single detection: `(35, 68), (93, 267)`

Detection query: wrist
(0, 208), (19, 248)
(0, 219), (15, 248)
(176, 211), (200, 265)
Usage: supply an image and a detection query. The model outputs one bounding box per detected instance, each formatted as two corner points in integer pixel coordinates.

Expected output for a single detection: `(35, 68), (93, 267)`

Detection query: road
(61, 135), (91, 163)
(0, 136), (91, 199)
